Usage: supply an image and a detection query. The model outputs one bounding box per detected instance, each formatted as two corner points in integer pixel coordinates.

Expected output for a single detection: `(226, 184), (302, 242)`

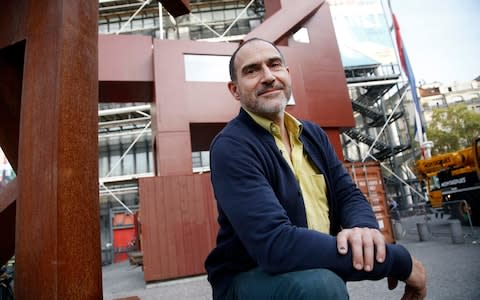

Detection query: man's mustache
(256, 84), (285, 96)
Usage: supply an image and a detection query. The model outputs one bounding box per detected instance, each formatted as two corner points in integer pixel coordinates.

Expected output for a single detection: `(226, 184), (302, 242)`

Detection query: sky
(390, 0), (480, 85)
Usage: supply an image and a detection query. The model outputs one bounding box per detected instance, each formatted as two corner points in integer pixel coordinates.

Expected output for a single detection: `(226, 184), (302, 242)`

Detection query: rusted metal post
(6, 0), (103, 298)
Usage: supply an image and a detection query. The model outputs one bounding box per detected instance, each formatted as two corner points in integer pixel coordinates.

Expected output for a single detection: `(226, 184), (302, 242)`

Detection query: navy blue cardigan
(205, 109), (412, 299)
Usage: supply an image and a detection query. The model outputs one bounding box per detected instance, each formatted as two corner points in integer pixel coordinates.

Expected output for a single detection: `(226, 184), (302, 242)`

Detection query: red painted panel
(113, 227), (135, 263)
(325, 129), (344, 161)
(152, 39), (238, 133)
(147, 3), (353, 176)
(283, 4), (353, 127)
(163, 175), (186, 277)
(98, 34), (154, 103)
(99, 34), (153, 82)
(139, 174), (217, 282)
(184, 82), (241, 124)
(155, 131), (192, 175)
(244, 0), (325, 43)
(263, 0), (282, 19)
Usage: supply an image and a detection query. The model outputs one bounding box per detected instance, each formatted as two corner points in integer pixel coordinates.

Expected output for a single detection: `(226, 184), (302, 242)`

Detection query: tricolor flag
(389, 4), (426, 149)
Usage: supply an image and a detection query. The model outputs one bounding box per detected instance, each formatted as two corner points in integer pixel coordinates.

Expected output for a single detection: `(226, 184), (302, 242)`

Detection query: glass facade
(329, 0), (397, 67)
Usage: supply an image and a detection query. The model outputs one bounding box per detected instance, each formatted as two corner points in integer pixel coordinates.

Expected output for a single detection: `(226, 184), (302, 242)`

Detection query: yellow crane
(414, 137), (480, 225)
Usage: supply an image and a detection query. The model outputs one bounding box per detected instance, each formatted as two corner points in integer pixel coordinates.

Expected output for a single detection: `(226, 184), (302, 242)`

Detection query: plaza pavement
(103, 214), (480, 300)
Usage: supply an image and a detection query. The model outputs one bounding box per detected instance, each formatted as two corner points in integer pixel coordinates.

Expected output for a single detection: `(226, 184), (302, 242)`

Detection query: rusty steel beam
(0, 0), (102, 298)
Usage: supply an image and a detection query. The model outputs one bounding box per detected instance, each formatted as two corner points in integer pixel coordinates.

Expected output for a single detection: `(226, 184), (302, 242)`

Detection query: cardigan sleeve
(210, 134), (412, 281)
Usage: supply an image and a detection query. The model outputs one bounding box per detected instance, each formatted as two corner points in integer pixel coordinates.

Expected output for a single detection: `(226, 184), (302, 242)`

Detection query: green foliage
(427, 104), (480, 154)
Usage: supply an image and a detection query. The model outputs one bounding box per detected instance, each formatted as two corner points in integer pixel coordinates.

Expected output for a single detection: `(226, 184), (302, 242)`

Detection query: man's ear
(227, 81), (240, 100)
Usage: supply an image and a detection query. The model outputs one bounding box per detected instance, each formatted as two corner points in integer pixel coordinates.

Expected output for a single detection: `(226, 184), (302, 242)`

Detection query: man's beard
(252, 88), (290, 118)
(255, 95), (288, 114)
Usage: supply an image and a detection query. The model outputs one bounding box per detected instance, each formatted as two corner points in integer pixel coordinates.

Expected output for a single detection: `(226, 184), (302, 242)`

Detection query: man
(389, 198), (401, 221)
(205, 38), (426, 300)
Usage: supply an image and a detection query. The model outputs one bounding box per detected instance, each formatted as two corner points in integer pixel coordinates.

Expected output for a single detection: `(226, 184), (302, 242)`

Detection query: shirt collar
(244, 108), (303, 138)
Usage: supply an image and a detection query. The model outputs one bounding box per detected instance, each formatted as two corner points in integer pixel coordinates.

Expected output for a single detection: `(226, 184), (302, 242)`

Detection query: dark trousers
(221, 267), (349, 300)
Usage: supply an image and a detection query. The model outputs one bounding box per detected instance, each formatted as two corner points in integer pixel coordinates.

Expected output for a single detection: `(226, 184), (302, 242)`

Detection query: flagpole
(387, 0), (432, 159)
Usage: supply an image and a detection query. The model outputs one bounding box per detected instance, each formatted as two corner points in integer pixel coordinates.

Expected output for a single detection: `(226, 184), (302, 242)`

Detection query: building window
(184, 54), (231, 82)
(293, 28), (310, 43)
(192, 151), (210, 173)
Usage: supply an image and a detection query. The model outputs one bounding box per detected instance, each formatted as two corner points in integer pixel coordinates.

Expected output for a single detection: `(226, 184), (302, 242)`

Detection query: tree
(427, 104), (480, 154)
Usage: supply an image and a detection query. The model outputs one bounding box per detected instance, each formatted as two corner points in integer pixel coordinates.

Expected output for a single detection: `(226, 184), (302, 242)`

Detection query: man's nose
(261, 65), (275, 83)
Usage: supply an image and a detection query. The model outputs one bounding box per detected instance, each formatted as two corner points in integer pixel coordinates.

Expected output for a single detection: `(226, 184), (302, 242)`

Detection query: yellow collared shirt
(245, 109), (330, 233)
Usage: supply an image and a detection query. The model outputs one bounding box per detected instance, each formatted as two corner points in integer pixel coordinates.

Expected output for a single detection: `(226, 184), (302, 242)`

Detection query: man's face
(228, 40), (292, 120)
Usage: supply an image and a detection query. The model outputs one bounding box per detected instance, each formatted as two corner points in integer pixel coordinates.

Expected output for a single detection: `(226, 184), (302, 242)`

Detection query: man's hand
(336, 227), (386, 271)
(388, 256), (427, 300)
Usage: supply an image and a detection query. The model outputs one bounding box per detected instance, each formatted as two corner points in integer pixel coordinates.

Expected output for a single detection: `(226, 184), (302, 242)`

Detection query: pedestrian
(388, 197), (401, 220)
(205, 38), (426, 300)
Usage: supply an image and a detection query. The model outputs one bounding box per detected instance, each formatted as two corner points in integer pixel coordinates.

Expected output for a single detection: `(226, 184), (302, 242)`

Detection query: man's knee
(281, 269), (349, 300)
